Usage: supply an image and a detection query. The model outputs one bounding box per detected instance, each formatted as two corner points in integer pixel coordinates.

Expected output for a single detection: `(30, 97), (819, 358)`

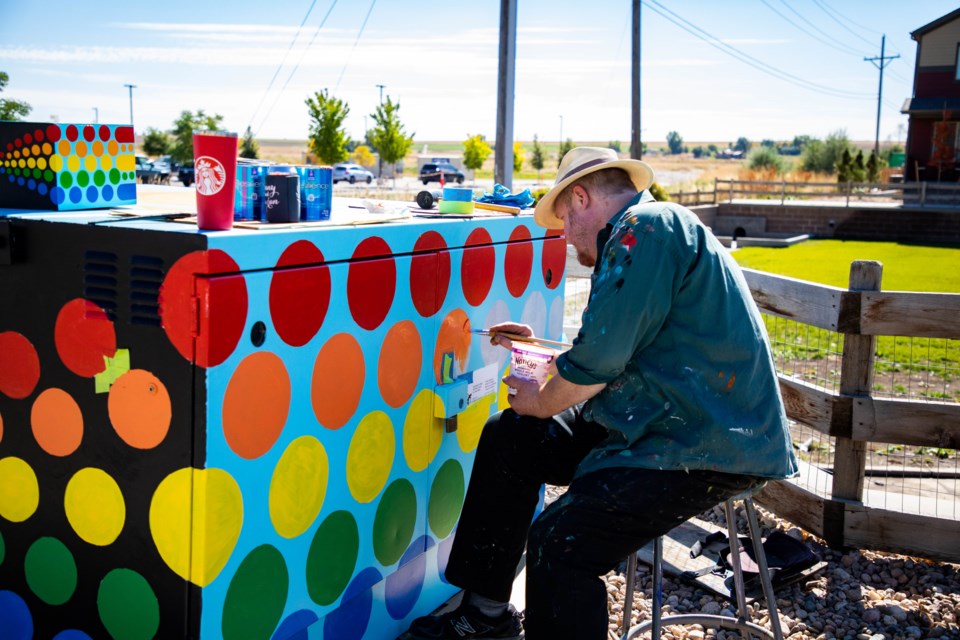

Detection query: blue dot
(117, 183), (136, 201)
(53, 631), (93, 640)
(50, 187), (65, 205)
(7, 174), (13, 183)
(27, 179), (36, 191)
(0, 590), (34, 640)
(438, 532), (455, 584)
(385, 535), (432, 620)
(271, 609), (318, 640)
(38, 183), (48, 196)
(101, 184), (114, 201)
(17, 176), (24, 186)
(86, 185), (99, 202)
(68, 187), (82, 203)
(322, 567), (381, 640)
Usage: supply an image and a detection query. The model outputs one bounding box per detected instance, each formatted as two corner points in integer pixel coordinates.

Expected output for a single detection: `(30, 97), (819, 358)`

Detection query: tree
(852, 150), (866, 182)
(800, 129), (852, 174)
(666, 131), (684, 155)
(463, 134), (492, 172)
(747, 146), (785, 174)
(368, 96), (414, 177)
(170, 110), (224, 165)
(607, 140), (622, 152)
(733, 136), (751, 153)
(350, 144), (376, 168)
(866, 150), (881, 183)
(836, 148), (853, 183)
(305, 89), (350, 165)
(0, 71), (32, 121)
(141, 127), (171, 157)
(557, 138), (574, 166)
(512, 140), (525, 173)
(239, 126), (260, 159)
(531, 135), (545, 181)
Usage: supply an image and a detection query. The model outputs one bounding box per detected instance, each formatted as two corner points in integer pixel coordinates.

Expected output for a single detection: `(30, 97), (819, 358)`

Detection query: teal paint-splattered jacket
(556, 192), (799, 479)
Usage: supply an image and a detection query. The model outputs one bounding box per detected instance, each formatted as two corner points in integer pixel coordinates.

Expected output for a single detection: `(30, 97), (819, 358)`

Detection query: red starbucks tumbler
(193, 131), (238, 230)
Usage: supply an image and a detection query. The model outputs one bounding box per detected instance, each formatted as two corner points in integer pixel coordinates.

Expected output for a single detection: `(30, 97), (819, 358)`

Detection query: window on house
(931, 120), (960, 163)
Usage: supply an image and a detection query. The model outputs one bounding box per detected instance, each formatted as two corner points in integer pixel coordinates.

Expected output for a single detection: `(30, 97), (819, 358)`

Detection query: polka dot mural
(0, 122), (136, 211)
(0, 198), (566, 639)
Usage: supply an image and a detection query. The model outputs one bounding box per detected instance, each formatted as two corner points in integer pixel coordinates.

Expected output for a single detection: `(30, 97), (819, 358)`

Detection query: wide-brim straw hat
(534, 146), (655, 229)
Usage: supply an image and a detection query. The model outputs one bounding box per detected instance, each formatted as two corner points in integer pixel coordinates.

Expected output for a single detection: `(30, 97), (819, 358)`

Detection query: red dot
(541, 229), (567, 290)
(347, 237), (396, 331)
(5, 143), (12, 151)
(54, 299), (117, 378)
(99, 125), (111, 141)
(46, 124), (61, 142)
(461, 228), (495, 307)
(115, 126), (135, 143)
(410, 231), (450, 317)
(269, 240), (331, 347)
(504, 225), (533, 298)
(23, 133), (33, 145)
(33, 128), (44, 143)
(159, 250), (248, 368)
(83, 125), (96, 142)
(66, 125), (78, 141)
(14, 138), (22, 148)
(0, 332), (41, 399)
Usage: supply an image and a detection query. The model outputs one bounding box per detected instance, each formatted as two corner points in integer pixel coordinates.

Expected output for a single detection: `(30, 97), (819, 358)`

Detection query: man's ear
(570, 183), (589, 212)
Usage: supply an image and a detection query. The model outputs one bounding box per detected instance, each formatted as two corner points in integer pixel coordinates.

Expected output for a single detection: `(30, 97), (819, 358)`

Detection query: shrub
(747, 146), (786, 174)
(648, 182), (670, 202)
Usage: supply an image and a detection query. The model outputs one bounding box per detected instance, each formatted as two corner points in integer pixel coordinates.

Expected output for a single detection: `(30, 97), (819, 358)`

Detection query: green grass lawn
(732, 240), (960, 293)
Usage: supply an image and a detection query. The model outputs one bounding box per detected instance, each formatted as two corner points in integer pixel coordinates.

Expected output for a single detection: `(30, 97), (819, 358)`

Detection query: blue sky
(1, 1), (957, 145)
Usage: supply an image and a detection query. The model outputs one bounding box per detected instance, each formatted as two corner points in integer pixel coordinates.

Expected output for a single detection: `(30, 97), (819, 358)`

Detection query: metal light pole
(375, 84), (385, 178)
(631, 0), (642, 159)
(92, 107), (99, 124)
(375, 84), (385, 104)
(124, 84), (137, 126)
(494, 0), (517, 189)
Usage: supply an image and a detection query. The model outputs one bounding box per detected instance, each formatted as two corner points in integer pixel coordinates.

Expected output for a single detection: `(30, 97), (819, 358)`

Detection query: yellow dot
(65, 467), (125, 546)
(269, 436), (328, 539)
(457, 394), (495, 453)
(31, 144), (40, 156)
(49, 156), (63, 172)
(0, 457), (39, 523)
(497, 363), (512, 412)
(107, 140), (119, 155)
(37, 157), (47, 170)
(58, 140), (71, 156)
(84, 155), (97, 172)
(403, 389), (444, 472)
(27, 158), (36, 169)
(42, 142), (52, 155)
(150, 467), (242, 587)
(67, 155), (80, 172)
(346, 411), (395, 503)
(18, 159), (25, 169)
(116, 154), (135, 171)
(92, 140), (104, 156)
(100, 155), (113, 171)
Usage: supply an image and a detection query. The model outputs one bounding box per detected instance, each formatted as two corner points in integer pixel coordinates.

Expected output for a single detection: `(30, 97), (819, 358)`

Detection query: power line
(246, 0), (320, 132)
(253, 0), (340, 136)
(333, 0), (378, 93)
(770, 0), (868, 57)
(811, 0), (882, 49)
(642, 0), (872, 100)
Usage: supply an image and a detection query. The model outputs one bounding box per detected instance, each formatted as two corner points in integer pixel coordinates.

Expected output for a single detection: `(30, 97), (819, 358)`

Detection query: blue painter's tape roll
(442, 187), (473, 202)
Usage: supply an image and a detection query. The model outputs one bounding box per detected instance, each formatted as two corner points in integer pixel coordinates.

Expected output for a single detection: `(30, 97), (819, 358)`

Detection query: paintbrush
(471, 329), (572, 349)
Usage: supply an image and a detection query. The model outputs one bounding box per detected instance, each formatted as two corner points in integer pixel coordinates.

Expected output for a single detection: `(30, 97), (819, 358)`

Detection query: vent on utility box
(129, 255), (164, 327)
(83, 250), (118, 321)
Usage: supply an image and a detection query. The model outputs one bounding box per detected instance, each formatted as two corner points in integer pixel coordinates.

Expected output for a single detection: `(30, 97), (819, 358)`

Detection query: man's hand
(503, 373), (606, 419)
(487, 321), (534, 349)
(502, 374), (541, 415)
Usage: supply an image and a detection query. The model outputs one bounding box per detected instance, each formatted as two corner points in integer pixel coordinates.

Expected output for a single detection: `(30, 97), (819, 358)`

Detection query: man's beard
(576, 250), (595, 268)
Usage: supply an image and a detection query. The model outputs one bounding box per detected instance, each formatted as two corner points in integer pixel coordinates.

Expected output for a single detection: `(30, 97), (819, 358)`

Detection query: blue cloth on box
(476, 183), (535, 209)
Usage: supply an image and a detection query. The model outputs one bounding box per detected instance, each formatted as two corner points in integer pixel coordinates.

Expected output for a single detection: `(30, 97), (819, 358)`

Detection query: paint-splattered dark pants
(444, 406), (762, 640)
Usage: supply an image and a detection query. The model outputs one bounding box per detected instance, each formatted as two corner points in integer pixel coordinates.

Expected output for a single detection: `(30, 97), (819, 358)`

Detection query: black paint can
(416, 190), (442, 209)
(265, 172), (301, 223)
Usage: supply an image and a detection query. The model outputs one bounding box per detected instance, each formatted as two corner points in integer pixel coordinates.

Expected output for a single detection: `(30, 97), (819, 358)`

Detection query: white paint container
(509, 342), (554, 394)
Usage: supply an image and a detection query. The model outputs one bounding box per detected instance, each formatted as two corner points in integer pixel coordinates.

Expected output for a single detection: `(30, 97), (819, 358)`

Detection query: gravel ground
(542, 486), (960, 640)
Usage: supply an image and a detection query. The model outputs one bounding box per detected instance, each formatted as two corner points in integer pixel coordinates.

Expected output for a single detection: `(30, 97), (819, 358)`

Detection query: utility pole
(375, 84), (385, 104)
(631, 0), (642, 159)
(865, 35), (899, 158)
(494, 0), (517, 189)
(124, 84), (137, 126)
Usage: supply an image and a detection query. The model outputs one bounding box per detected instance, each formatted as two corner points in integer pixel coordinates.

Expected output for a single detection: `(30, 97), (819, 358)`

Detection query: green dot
(77, 171), (90, 187)
(109, 168), (120, 184)
(373, 478), (417, 566)
(428, 459), (465, 539)
(306, 510), (359, 606)
(93, 169), (106, 186)
(43, 170), (54, 182)
(25, 536), (77, 605)
(97, 568), (159, 640)
(222, 545), (288, 640)
(13, 168), (20, 177)
(32, 168), (42, 180)
(60, 172), (73, 188)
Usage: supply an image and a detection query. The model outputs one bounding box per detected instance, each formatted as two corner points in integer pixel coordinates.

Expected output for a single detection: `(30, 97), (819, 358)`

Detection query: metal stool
(621, 495), (784, 640)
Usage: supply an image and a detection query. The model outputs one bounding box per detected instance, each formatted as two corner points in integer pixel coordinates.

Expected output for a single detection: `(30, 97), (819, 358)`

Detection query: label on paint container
(509, 342), (554, 394)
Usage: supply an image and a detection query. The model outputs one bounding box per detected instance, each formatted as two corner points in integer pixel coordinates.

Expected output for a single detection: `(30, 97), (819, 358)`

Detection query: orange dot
(75, 141), (87, 157)
(58, 140), (71, 156)
(107, 139), (118, 156)
(31, 388), (83, 457)
(222, 352), (290, 459)
(92, 140), (104, 156)
(378, 320), (422, 408)
(311, 333), (365, 430)
(433, 309), (471, 384)
(108, 370), (171, 449)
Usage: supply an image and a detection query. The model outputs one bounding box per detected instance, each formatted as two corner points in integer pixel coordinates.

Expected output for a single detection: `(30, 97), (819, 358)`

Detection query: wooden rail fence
(669, 178), (960, 207)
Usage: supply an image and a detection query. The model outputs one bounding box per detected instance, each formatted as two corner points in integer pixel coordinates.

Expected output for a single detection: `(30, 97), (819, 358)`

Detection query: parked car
(178, 165), (194, 187)
(332, 163), (374, 184)
(135, 155), (169, 184)
(420, 162), (464, 185)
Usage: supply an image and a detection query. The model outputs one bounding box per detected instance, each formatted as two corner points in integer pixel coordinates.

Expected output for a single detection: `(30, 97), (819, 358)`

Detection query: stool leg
(651, 536), (663, 640)
(742, 498), (785, 640)
(622, 552), (637, 639)
(722, 500), (751, 640)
